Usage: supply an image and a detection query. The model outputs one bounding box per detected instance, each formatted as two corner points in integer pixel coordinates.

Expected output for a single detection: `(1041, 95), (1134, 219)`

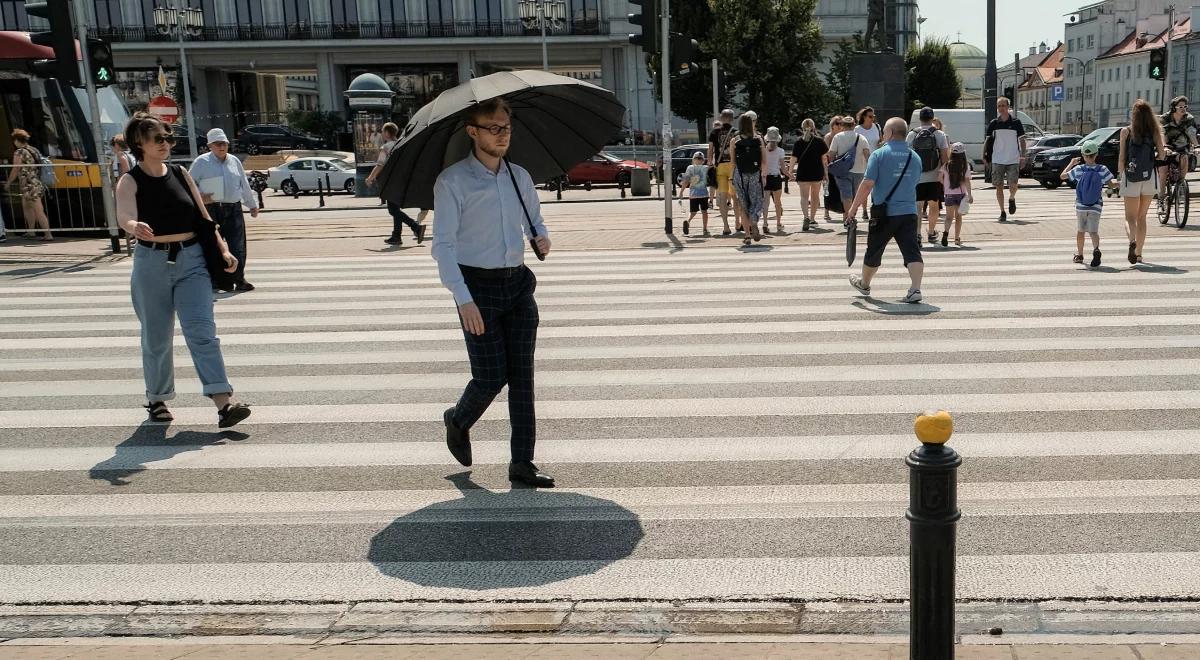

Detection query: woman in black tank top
(115, 113), (250, 428)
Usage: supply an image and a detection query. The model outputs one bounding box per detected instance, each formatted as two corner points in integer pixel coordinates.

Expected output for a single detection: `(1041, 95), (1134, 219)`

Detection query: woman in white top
(854, 106), (881, 149)
(829, 116), (871, 223)
(761, 126), (790, 233)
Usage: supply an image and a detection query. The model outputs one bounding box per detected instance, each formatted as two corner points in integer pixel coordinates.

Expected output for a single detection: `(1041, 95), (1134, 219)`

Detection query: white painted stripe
(3, 335), (1198, 373)
(1, 314), (1197, 351)
(2, 553), (1198, 601)
(6, 431), (1198, 472)
(3, 359), (1197, 398)
(3, 480), (1197, 524)
(0, 390), (1196, 428)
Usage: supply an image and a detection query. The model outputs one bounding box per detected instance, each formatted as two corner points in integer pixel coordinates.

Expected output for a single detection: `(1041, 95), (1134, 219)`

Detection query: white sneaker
(903, 289), (923, 303)
(849, 274), (870, 295)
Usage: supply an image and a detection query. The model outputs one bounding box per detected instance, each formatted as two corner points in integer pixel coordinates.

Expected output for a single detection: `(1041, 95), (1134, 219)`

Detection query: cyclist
(1158, 96), (1198, 185)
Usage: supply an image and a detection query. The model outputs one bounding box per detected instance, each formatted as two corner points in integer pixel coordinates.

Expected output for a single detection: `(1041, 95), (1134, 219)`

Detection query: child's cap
(693, 151), (705, 160)
(1080, 140), (1099, 155)
(950, 142), (965, 154)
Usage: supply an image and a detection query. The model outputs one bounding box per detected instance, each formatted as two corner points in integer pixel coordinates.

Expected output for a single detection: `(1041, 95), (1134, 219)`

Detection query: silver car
(267, 157), (357, 195)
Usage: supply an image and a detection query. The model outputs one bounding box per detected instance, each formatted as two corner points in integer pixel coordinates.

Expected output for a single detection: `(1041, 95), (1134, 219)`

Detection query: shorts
(863, 214), (923, 269)
(716, 162), (734, 196)
(944, 193), (965, 207)
(689, 197), (710, 213)
(916, 181), (945, 203)
(764, 174), (783, 191)
(991, 162), (1019, 187)
(1076, 209), (1101, 233)
(1120, 174), (1159, 198)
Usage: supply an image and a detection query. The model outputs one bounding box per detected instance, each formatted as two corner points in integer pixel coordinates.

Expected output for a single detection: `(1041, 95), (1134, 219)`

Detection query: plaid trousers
(451, 265), (539, 462)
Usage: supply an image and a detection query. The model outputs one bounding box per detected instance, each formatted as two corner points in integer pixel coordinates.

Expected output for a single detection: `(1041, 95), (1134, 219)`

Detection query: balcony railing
(88, 18), (608, 43)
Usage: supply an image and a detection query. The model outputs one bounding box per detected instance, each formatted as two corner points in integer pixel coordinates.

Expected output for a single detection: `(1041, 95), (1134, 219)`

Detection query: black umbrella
(846, 220), (857, 266)
(377, 70), (626, 212)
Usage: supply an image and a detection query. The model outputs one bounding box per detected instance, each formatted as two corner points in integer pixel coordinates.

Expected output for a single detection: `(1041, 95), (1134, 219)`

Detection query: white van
(907, 108), (1045, 173)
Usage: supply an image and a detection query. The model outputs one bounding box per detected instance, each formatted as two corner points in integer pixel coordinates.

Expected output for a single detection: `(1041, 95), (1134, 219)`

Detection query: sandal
(742, 237), (751, 246)
(1136, 254), (1143, 264)
(217, 402), (252, 428)
(144, 401), (173, 422)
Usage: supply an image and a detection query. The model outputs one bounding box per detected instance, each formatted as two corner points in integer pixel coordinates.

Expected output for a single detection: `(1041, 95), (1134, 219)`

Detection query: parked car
(167, 124), (208, 157)
(1020, 133), (1083, 176)
(565, 151), (653, 188)
(266, 156), (357, 195)
(236, 124), (325, 155)
(1029, 126), (1121, 189)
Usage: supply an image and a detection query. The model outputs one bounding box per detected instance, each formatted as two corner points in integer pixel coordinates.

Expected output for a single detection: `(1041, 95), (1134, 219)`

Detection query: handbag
(958, 196), (971, 215)
(170, 165), (238, 291)
(870, 151), (914, 222)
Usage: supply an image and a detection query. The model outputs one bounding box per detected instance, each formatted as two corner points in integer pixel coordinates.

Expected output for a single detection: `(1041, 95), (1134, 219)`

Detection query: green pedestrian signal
(87, 39), (116, 87)
(97, 68), (111, 82)
(1150, 47), (1167, 81)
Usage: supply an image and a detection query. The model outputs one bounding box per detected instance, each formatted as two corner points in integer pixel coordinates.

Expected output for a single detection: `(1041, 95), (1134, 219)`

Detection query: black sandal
(144, 401), (173, 422)
(218, 402), (252, 428)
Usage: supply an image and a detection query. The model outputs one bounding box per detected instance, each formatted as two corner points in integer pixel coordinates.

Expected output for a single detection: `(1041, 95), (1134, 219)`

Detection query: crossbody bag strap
(503, 157), (546, 262)
(882, 152), (913, 204)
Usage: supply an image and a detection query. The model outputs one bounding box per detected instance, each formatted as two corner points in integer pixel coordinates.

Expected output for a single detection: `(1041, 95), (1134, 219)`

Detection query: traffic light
(1150, 47), (1167, 81)
(87, 38), (114, 87)
(669, 33), (698, 77)
(25, 0), (79, 87)
(627, 0), (659, 55)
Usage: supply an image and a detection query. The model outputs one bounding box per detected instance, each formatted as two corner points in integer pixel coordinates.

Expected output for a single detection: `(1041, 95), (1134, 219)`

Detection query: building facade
(1016, 43), (1064, 133)
(1166, 7), (1200, 108)
(1094, 18), (1185, 129)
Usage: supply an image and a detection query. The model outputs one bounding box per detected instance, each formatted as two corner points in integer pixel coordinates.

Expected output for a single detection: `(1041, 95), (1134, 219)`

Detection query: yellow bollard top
(914, 409), (953, 444)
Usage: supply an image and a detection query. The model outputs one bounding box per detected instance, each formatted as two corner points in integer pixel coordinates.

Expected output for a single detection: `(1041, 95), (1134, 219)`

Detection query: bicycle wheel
(1175, 177), (1189, 228)
(1158, 182), (1172, 225)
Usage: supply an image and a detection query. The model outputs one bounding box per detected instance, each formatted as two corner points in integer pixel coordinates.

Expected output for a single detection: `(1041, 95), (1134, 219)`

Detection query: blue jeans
(207, 204), (246, 283)
(130, 242), (232, 402)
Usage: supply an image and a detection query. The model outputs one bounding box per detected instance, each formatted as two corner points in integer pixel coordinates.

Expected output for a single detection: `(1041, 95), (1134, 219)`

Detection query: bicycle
(1157, 148), (1192, 228)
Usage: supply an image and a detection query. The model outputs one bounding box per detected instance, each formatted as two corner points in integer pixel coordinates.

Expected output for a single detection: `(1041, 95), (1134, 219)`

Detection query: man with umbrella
(432, 98), (555, 488)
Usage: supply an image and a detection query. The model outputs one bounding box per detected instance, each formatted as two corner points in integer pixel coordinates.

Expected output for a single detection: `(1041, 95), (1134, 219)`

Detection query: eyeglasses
(151, 133), (176, 146)
(469, 123), (512, 136)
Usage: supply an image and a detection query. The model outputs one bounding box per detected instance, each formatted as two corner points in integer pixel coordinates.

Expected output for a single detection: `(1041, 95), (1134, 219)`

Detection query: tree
(647, 0), (719, 139)
(823, 34), (866, 115)
(705, 0), (826, 132)
(905, 38), (961, 119)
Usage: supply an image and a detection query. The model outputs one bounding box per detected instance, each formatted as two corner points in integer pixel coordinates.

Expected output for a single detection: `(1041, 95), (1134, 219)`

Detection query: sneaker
(722, 228), (732, 236)
(1073, 254), (1084, 264)
(0, 235), (6, 243)
(1128, 242), (1137, 264)
(385, 235), (402, 245)
(1091, 249), (1102, 268)
(236, 281), (255, 292)
(682, 220), (690, 235)
(903, 289), (923, 303)
(940, 232), (948, 247)
(802, 218), (812, 232)
(849, 274), (871, 295)
(1008, 198), (1016, 215)
(927, 232), (937, 244)
(999, 211), (1008, 222)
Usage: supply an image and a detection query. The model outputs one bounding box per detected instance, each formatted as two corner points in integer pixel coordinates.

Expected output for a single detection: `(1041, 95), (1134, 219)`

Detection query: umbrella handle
(504, 157), (547, 261)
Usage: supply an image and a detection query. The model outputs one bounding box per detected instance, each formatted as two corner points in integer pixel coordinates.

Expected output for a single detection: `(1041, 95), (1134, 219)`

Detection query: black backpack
(1125, 132), (1156, 183)
(734, 136), (762, 173)
(912, 127), (940, 172)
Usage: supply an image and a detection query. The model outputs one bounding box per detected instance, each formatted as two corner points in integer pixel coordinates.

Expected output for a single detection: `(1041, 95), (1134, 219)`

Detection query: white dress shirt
(188, 151), (258, 210)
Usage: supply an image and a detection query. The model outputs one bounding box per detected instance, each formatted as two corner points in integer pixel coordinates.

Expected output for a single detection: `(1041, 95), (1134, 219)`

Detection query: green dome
(948, 41), (987, 67)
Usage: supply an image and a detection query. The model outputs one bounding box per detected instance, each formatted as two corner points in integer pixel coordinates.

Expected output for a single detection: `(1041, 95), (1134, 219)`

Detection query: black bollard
(906, 410), (961, 660)
(556, 176), (563, 201)
(257, 188), (265, 210)
(325, 173), (332, 192)
(619, 176), (626, 198)
(318, 179), (325, 208)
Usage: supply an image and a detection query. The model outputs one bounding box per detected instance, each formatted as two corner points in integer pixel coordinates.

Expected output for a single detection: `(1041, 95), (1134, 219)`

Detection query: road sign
(148, 95), (179, 124)
(1051, 85), (1065, 102)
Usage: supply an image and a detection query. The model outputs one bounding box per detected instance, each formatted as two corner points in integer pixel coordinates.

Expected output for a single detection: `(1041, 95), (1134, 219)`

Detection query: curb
(2, 600), (1199, 639)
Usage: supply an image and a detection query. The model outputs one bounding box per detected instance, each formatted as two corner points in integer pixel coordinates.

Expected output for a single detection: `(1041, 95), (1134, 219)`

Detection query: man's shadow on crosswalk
(88, 421), (249, 486)
(367, 471), (645, 590)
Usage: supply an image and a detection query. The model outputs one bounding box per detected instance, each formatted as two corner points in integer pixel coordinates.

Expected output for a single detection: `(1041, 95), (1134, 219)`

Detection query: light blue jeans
(130, 242), (232, 402)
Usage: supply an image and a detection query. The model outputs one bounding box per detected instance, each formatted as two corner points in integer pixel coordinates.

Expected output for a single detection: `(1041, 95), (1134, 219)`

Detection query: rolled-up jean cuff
(145, 390), (177, 402)
(201, 383), (233, 397)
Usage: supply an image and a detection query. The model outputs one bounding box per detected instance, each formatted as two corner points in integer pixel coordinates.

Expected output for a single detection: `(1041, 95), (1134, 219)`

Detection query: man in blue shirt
(846, 117), (924, 303)
(189, 129), (260, 291)
(431, 97), (554, 488)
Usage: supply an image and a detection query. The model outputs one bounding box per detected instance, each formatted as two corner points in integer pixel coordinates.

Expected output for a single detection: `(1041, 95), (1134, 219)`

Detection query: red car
(565, 152), (653, 187)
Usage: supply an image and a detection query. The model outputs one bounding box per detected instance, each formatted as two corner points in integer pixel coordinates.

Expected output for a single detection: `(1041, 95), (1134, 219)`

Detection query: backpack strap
(881, 151), (914, 205)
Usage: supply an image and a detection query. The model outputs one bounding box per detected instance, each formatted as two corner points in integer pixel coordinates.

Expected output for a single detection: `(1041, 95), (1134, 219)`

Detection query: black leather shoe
(509, 461), (555, 488)
(236, 280), (255, 292)
(443, 408), (471, 466)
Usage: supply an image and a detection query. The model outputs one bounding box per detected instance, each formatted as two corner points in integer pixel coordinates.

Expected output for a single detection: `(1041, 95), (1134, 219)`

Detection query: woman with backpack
(728, 111), (766, 245)
(1118, 99), (1166, 265)
(6, 129), (53, 241)
(792, 118), (828, 232)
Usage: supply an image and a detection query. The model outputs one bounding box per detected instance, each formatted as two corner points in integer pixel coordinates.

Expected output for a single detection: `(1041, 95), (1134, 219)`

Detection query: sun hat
(1080, 140), (1099, 155)
(950, 142), (965, 154)
(765, 127), (782, 143)
(206, 128), (229, 145)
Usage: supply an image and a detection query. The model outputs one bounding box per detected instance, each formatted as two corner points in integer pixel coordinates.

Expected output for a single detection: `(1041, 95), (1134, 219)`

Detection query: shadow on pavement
(1135, 263), (1189, 274)
(88, 420), (249, 486)
(852, 298), (942, 316)
(368, 471), (644, 590)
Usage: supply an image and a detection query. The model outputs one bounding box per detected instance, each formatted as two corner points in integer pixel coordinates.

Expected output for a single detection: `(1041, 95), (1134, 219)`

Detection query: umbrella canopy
(378, 70), (626, 210)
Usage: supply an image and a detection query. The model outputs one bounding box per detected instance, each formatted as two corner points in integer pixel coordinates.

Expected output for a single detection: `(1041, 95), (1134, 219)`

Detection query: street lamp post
(153, 5), (203, 160)
(518, 0), (567, 71)
(1063, 56), (1087, 135)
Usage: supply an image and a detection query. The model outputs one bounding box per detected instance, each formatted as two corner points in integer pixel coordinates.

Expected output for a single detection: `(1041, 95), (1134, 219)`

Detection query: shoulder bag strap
(503, 157), (546, 262)
(882, 151), (914, 204)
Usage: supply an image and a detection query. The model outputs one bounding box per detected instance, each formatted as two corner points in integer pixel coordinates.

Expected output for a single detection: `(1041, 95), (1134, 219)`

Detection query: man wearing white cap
(189, 128), (260, 291)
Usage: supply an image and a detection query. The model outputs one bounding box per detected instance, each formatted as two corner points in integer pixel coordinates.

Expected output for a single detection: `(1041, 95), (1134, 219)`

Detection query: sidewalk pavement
(1, 640), (1199, 659)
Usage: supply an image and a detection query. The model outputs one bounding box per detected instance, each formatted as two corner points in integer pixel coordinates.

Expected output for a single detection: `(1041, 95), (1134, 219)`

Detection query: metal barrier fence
(0, 162), (115, 238)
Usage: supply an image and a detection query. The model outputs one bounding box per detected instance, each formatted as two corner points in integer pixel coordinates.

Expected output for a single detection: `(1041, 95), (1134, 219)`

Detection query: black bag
(824, 174), (844, 213)
(170, 165), (237, 291)
(870, 151), (914, 222)
(734, 136), (762, 173)
(912, 127), (940, 172)
(1124, 132), (1157, 183)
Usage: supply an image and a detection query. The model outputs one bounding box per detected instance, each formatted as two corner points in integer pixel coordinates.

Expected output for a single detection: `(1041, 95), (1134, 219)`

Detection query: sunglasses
(469, 123), (512, 136)
(150, 133), (176, 146)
